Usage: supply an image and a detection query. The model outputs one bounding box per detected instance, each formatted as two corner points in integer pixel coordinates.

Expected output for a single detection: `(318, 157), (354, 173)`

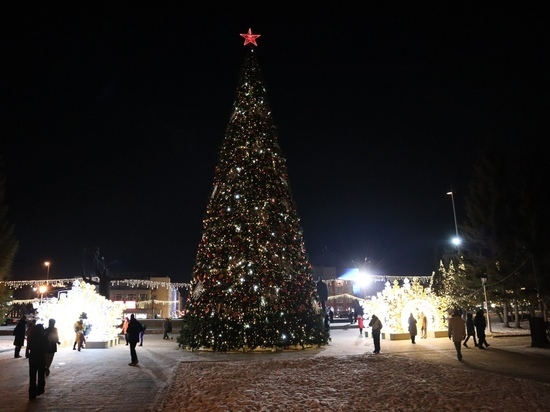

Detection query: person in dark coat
(463, 312), (477, 348)
(163, 318), (173, 340)
(408, 313), (418, 344)
(369, 314), (383, 353)
(12, 315), (27, 358)
(27, 323), (49, 400)
(44, 318), (60, 376)
(25, 319), (36, 358)
(127, 314), (143, 366)
(474, 309), (490, 349)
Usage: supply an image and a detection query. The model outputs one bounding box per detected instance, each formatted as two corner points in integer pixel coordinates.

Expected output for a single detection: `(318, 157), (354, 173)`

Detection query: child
(358, 315), (364, 337)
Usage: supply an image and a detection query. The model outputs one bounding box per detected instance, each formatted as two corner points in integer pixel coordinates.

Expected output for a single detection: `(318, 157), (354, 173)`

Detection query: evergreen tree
(461, 142), (549, 324)
(179, 32), (329, 352)
(0, 158), (19, 323)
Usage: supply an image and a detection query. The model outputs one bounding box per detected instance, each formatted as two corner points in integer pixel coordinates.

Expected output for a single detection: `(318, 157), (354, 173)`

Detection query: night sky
(1, 5), (547, 283)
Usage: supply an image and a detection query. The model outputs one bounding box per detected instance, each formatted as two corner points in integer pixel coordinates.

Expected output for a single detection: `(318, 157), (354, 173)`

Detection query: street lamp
(481, 277), (493, 333)
(446, 190), (460, 249)
(44, 261), (50, 282)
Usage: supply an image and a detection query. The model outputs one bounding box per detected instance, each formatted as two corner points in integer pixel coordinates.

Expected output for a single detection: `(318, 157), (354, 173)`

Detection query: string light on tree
(179, 29), (329, 352)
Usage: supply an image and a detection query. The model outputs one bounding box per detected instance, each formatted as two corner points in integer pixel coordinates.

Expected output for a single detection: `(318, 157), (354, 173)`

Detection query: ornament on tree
(192, 281), (205, 299)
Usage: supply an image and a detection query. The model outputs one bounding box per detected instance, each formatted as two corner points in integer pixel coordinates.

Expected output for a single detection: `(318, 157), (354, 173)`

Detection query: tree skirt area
(152, 354), (550, 411)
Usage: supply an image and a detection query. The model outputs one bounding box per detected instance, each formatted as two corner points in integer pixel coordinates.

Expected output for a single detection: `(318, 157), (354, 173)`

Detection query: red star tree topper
(240, 28), (260, 46)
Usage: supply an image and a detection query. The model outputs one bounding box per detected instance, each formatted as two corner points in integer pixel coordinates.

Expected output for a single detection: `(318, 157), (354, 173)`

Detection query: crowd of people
(318, 285), (491, 361)
(11, 312), (172, 400)
(12, 315), (61, 399)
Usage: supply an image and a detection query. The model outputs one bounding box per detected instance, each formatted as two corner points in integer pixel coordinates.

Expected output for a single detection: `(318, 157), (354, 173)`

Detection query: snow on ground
(153, 322), (550, 412)
(155, 353), (550, 412)
(2, 321), (547, 411)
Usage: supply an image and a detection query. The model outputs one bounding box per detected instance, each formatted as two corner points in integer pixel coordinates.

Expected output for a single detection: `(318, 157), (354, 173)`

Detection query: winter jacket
(448, 315), (466, 342)
(12, 318), (26, 347)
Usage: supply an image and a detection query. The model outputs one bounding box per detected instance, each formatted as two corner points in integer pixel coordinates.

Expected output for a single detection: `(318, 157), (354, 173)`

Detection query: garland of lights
(1, 276), (431, 291)
(0, 278), (191, 290)
(11, 298), (181, 306)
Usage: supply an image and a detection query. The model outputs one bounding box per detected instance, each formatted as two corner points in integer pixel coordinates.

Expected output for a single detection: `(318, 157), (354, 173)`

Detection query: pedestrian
(73, 319), (85, 351)
(369, 314), (383, 354)
(420, 312), (428, 339)
(163, 318), (173, 340)
(328, 308), (334, 323)
(25, 319), (36, 358)
(127, 314), (144, 366)
(474, 309), (490, 349)
(83, 322), (92, 348)
(358, 315), (364, 337)
(139, 321), (146, 346)
(12, 315), (27, 358)
(448, 309), (466, 361)
(27, 323), (49, 400)
(463, 312), (477, 348)
(44, 318), (60, 376)
(356, 302), (365, 337)
(408, 313), (417, 344)
(118, 317), (130, 345)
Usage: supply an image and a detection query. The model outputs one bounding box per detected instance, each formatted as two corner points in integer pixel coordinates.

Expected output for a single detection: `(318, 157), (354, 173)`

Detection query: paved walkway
(0, 327), (549, 411)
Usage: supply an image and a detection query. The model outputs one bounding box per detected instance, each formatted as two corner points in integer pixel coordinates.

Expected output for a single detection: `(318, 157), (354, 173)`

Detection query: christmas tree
(179, 29), (329, 352)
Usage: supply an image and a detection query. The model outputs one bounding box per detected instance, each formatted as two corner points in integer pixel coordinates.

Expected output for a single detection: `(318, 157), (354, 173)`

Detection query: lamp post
(446, 190), (460, 249)
(44, 261), (50, 282)
(481, 277), (492, 333)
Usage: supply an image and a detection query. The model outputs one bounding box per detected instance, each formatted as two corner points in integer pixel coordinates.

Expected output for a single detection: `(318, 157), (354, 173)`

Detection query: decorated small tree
(179, 29), (329, 352)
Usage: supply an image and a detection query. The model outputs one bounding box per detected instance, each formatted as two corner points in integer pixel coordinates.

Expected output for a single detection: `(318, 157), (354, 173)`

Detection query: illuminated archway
(361, 277), (451, 334)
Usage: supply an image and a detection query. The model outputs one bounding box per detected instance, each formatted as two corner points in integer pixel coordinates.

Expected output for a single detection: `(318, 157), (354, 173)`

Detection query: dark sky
(1, 4), (547, 283)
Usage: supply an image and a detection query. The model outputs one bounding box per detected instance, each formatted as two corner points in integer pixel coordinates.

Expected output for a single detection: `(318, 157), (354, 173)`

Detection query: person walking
(408, 313), (418, 344)
(357, 315), (364, 337)
(44, 318), (60, 376)
(474, 309), (490, 349)
(25, 319), (36, 358)
(163, 318), (173, 340)
(463, 312), (477, 348)
(448, 309), (466, 361)
(118, 317), (130, 345)
(139, 321), (146, 346)
(420, 313), (428, 339)
(27, 323), (49, 400)
(369, 314), (383, 354)
(127, 314), (144, 366)
(13, 315), (27, 358)
(73, 319), (85, 351)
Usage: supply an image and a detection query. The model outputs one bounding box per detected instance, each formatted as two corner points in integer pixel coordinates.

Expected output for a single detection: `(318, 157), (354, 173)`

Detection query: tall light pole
(481, 277), (492, 333)
(44, 261), (50, 282)
(446, 190), (460, 249)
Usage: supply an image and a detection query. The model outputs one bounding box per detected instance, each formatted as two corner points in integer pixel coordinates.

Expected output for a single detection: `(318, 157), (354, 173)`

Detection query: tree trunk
(502, 300), (510, 327)
(513, 299), (520, 328)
